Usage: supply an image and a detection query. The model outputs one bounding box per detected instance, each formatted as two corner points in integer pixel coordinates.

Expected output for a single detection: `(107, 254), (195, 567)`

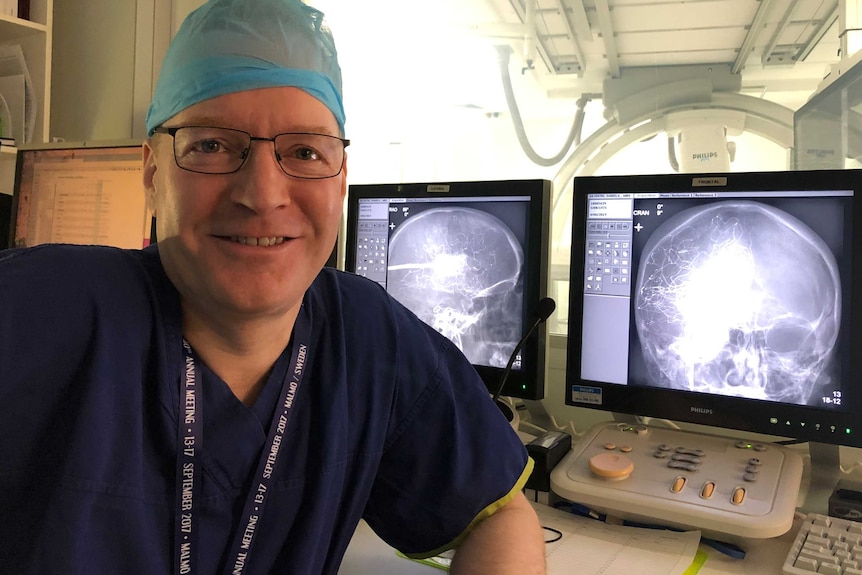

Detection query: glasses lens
(274, 133), (346, 179)
(172, 127), (249, 174)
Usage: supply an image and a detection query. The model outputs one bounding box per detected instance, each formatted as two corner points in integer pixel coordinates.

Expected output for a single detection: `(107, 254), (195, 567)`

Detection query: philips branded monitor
(567, 169), (862, 448)
(345, 179), (552, 400)
(11, 141), (150, 249)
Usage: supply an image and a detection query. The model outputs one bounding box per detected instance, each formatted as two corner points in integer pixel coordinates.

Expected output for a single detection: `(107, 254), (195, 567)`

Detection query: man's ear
(142, 140), (158, 215)
(340, 154), (348, 199)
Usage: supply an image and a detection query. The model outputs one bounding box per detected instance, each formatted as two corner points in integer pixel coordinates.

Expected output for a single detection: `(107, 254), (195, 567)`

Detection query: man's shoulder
(0, 244), (162, 300)
(308, 268), (443, 345)
(0, 243), (153, 269)
(311, 267), (390, 304)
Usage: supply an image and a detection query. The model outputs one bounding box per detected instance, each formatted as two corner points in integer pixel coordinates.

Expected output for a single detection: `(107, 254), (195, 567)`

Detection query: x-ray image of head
(634, 200), (841, 405)
(387, 207), (524, 368)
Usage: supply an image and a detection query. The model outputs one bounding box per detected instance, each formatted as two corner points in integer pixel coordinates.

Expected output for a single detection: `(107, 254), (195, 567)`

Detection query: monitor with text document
(345, 179), (552, 400)
(10, 141), (150, 249)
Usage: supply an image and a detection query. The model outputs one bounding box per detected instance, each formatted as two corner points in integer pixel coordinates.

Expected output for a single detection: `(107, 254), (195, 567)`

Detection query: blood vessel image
(634, 200), (840, 405)
(386, 207), (524, 369)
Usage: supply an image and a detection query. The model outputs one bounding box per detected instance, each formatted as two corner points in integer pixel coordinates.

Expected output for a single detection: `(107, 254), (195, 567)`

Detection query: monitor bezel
(566, 169), (862, 447)
(344, 179), (552, 400)
(10, 139), (146, 249)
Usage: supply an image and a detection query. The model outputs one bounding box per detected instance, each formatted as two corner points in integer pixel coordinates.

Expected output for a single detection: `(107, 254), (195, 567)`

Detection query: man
(0, 0), (546, 573)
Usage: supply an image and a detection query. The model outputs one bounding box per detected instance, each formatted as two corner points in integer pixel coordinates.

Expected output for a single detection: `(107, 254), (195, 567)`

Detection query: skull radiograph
(634, 200), (841, 405)
(387, 207), (524, 368)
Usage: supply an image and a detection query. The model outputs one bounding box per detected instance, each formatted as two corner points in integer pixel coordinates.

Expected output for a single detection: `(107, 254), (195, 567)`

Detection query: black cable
(543, 527), (563, 543)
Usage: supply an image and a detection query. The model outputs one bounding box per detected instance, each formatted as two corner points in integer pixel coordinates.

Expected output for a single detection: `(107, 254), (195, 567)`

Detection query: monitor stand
(494, 398), (520, 432)
(801, 442), (842, 514)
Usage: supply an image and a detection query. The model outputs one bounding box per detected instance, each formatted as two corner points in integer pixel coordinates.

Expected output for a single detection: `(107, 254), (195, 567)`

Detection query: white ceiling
(480, 0), (844, 110)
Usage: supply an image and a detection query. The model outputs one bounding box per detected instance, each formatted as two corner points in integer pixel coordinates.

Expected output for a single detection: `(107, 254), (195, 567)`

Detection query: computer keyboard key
(784, 513), (862, 574)
(800, 549), (836, 564)
(808, 535), (832, 548)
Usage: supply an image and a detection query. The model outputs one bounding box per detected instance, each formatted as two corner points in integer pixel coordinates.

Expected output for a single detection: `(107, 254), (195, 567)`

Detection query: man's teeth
(231, 236), (286, 247)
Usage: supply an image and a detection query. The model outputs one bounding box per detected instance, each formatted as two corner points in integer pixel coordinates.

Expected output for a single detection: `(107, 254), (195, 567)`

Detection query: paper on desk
(534, 504), (702, 575)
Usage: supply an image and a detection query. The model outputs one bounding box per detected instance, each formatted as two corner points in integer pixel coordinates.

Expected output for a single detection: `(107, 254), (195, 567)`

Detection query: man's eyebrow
(171, 118), (339, 136)
(175, 116), (223, 127)
(290, 126), (340, 136)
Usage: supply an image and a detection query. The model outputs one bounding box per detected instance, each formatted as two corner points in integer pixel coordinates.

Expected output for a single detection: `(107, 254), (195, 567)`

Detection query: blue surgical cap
(145, 0), (345, 137)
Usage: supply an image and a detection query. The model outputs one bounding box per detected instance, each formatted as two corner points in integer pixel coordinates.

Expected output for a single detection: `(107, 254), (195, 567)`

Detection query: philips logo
(691, 407), (713, 415)
(691, 151), (719, 162)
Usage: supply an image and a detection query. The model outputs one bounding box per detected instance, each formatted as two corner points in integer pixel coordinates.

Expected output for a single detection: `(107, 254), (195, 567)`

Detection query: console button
(671, 454), (704, 464)
(732, 487), (746, 505)
(589, 452), (635, 480)
(667, 460), (699, 472)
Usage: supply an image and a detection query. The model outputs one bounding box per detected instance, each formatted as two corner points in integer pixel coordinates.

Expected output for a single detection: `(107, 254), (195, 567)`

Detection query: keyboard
(784, 513), (862, 574)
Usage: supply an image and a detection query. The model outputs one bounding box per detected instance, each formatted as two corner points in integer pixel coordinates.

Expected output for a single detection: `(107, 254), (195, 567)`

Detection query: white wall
(51, 0), (136, 141)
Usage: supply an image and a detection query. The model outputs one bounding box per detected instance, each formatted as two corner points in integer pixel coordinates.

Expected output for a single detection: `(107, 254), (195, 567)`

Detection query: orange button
(671, 476), (686, 493)
(589, 452), (635, 480)
(700, 482), (715, 499)
(731, 487), (746, 505)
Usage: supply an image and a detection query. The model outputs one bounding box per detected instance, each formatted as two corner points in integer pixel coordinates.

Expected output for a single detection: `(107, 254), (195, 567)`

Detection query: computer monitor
(344, 179), (552, 400)
(10, 141), (150, 249)
(566, 169), (862, 454)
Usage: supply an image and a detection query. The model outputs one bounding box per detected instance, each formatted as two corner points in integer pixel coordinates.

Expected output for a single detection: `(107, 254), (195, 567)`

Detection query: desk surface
(337, 512), (802, 574)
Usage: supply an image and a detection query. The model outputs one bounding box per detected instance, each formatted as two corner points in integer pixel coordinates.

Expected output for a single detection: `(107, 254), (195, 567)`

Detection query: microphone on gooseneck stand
(492, 297), (556, 424)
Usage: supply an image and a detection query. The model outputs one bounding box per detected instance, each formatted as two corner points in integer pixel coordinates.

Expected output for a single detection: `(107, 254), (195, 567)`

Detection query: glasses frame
(152, 125), (350, 180)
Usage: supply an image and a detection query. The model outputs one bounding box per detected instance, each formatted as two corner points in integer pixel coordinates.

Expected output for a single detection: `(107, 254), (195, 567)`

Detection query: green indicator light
(847, 428), (852, 435)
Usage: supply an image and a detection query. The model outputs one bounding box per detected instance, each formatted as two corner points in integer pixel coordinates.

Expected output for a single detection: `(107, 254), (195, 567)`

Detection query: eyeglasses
(152, 125), (350, 179)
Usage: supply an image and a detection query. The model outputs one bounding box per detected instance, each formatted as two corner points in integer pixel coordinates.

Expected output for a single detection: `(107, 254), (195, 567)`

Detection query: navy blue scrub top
(0, 244), (531, 574)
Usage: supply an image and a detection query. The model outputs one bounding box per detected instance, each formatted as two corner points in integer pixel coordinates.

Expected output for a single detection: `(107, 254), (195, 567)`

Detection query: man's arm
(449, 491), (546, 575)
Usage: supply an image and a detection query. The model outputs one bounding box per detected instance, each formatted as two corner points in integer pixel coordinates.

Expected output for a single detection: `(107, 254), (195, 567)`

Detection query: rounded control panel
(549, 421), (804, 538)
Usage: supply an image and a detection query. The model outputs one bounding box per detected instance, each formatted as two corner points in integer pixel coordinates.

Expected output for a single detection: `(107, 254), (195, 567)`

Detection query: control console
(550, 421), (803, 539)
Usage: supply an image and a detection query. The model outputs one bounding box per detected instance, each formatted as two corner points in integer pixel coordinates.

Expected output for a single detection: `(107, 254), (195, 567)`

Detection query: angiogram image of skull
(634, 200), (841, 405)
(387, 207), (524, 368)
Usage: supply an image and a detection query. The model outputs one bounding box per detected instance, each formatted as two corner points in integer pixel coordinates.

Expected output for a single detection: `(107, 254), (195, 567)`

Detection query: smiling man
(0, 1), (545, 574)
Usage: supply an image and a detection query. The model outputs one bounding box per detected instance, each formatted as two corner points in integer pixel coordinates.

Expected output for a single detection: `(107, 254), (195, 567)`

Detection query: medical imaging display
(628, 197), (847, 408)
(385, 201), (527, 369)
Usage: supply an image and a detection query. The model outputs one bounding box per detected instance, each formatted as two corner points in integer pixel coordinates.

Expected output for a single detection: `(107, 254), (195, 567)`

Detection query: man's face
(143, 86), (347, 322)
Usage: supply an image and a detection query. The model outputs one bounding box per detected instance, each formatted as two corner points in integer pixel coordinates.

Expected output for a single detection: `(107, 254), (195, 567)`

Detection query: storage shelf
(0, 15), (48, 39)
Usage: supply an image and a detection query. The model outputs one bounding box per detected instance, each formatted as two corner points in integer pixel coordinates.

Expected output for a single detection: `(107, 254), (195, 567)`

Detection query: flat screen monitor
(345, 179), (551, 400)
(10, 141), (150, 249)
(566, 169), (862, 448)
